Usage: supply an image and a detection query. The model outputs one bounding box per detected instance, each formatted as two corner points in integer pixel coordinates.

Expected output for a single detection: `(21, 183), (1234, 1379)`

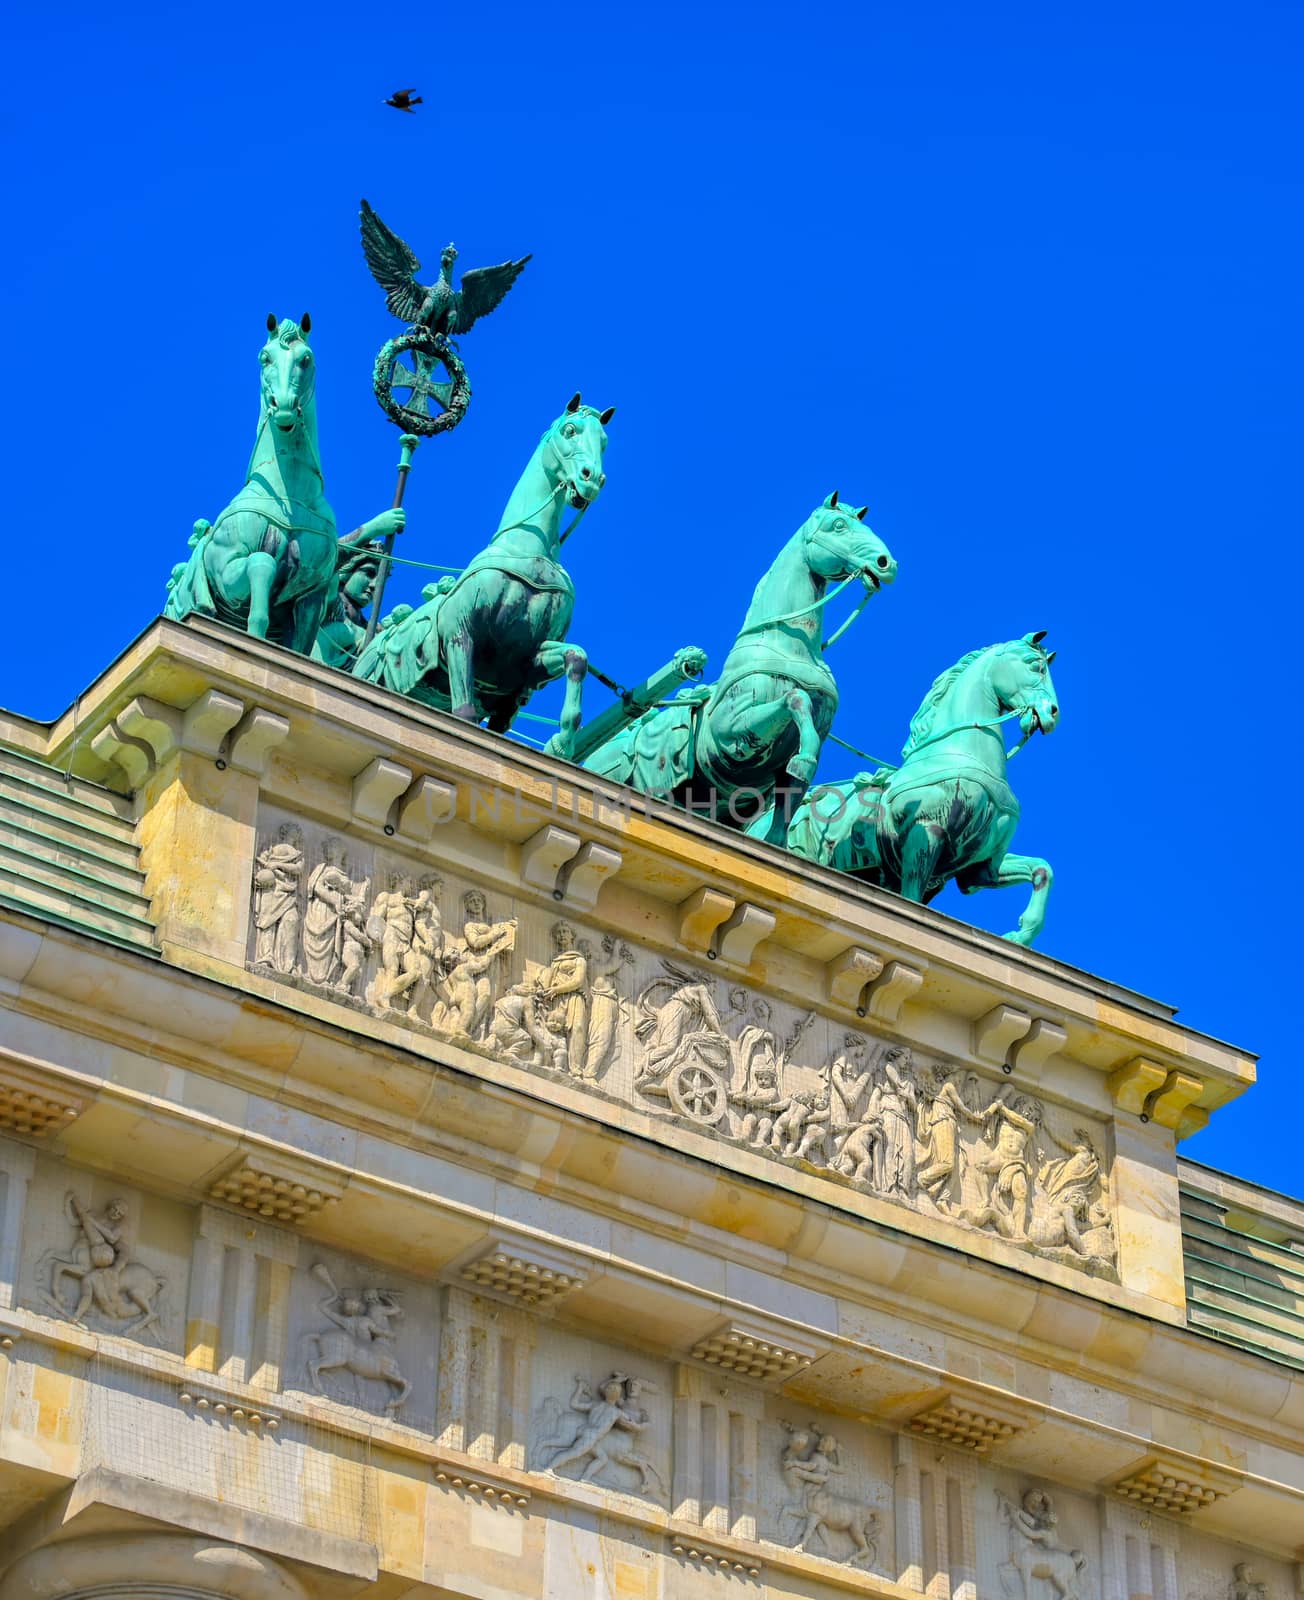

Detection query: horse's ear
(1025, 630), (1049, 646)
(826, 490), (839, 508)
(856, 505), (869, 521)
(566, 392), (582, 413)
(266, 312), (278, 333)
(599, 405), (616, 425)
(1046, 650), (1057, 665)
(300, 311), (311, 334)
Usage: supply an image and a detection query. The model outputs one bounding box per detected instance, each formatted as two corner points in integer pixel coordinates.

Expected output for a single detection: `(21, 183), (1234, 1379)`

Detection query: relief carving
(996, 1488), (1087, 1600)
(1224, 1566), (1271, 1600)
(39, 1194), (166, 1342)
(534, 1372), (665, 1498)
(303, 1261), (409, 1415)
(778, 1421), (880, 1568)
(245, 818), (1116, 1280)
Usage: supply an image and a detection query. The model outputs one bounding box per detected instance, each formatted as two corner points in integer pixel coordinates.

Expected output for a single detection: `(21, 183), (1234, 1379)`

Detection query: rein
(829, 708), (1033, 776)
(734, 572), (869, 650)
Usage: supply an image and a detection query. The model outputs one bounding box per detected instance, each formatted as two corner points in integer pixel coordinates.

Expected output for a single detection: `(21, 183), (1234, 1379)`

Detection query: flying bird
(359, 199), (531, 340)
(385, 88), (422, 113)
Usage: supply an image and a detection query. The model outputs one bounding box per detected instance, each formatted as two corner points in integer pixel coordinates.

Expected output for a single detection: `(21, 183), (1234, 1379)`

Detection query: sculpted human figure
(779, 1422), (878, 1567)
(252, 822), (304, 973)
(1229, 1563), (1270, 1600)
(916, 1067), (1008, 1212)
(540, 1374), (663, 1495)
(868, 1045), (919, 1197)
(996, 1488), (1086, 1600)
(970, 1095), (1044, 1240)
(578, 934), (633, 1081)
(1038, 1126), (1101, 1202)
(42, 1194), (164, 1339)
(732, 1061), (785, 1146)
(791, 1091), (834, 1163)
(366, 870), (417, 1011)
(303, 838), (371, 993)
(634, 968), (728, 1081)
(430, 889), (516, 1037)
(304, 1264), (409, 1415)
(828, 1035), (874, 1151)
(770, 1089), (825, 1158)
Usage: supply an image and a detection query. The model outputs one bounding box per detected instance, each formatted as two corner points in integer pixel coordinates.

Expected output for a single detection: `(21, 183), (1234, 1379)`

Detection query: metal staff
(362, 431), (419, 649)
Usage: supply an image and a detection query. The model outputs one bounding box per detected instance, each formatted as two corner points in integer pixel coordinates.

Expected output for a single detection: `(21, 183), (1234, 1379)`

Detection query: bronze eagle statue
(359, 199), (531, 339)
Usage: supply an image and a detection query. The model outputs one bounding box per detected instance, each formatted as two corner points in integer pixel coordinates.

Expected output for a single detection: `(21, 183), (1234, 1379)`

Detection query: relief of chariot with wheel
(632, 962), (814, 1132)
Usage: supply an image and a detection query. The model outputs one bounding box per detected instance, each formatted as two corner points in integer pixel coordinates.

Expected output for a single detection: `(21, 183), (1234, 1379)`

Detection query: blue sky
(4, 1), (1300, 1189)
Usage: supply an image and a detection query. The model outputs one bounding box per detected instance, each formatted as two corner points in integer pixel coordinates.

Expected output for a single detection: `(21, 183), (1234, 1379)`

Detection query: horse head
(798, 492), (898, 593)
(990, 631), (1060, 740)
(260, 312), (316, 434)
(542, 391), (615, 510)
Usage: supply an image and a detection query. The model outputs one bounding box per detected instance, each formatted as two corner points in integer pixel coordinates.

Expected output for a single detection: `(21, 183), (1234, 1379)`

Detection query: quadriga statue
(580, 493), (896, 841)
(759, 632), (1059, 945)
(165, 315), (403, 653)
(354, 392), (613, 757)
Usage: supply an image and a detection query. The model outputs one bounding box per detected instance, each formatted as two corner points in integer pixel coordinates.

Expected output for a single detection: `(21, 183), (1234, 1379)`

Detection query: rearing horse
(354, 393), (613, 755)
(583, 493), (897, 839)
(773, 633), (1060, 945)
(166, 314), (402, 653)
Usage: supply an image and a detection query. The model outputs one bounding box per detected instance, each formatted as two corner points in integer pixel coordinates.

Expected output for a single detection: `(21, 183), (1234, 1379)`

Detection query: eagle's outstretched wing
(359, 200), (427, 324)
(455, 254), (532, 334)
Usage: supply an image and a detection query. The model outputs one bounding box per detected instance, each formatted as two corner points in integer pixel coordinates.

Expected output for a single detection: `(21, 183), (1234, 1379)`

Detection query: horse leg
(245, 552), (278, 639)
(443, 620), (481, 724)
(958, 851), (1053, 946)
(541, 645), (588, 759)
(898, 816), (947, 905)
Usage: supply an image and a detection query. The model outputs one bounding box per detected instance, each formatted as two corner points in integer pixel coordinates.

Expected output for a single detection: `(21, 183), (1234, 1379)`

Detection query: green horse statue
(165, 315), (404, 653)
(760, 632), (1059, 945)
(354, 393), (612, 755)
(581, 493), (897, 839)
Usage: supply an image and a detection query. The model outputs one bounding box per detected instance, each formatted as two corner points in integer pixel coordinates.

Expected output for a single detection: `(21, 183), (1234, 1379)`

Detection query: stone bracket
(677, 887), (736, 955)
(395, 775), (458, 841)
(1107, 1057), (1169, 1116)
(556, 841), (623, 910)
(205, 1151), (344, 1225)
(520, 824), (583, 897)
(687, 1317), (824, 1387)
(1108, 1453), (1238, 1516)
(351, 757), (414, 829)
(226, 707), (291, 775)
(971, 1003), (1033, 1065)
(825, 946), (885, 1011)
(864, 959), (925, 1024)
(180, 690), (246, 758)
(904, 1389), (1034, 1454)
(1009, 1018), (1068, 1081)
(453, 1237), (590, 1313)
(1144, 1070), (1205, 1130)
(0, 1057), (87, 1138)
(713, 903), (776, 967)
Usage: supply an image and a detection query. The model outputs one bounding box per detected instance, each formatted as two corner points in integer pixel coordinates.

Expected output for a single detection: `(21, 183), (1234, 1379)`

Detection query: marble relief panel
(280, 1243), (439, 1432)
(17, 1153), (189, 1353)
(980, 1467), (1102, 1599)
(245, 807), (1119, 1281)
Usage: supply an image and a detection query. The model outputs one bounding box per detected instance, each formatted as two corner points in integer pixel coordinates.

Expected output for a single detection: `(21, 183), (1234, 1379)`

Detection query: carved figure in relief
(366, 870), (417, 1010)
(40, 1194), (165, 1341)
(867, 1045), (919, 1197)
(996, 1488), (1086, 1600)
(732, 1061), (785, 1146)
(828, 1035), (874, 1145)
(1028, 1187), (1115, 1262)
(577, 934), (634, 1081)
(1038, 1127), (1101, 1202)
(304, 1262), (409, 1415)
(1228, 1564), (1270, 1600)
(969, 1095), (1043, 1240)
(251, 822), (304, 973)
(916, 1067), (1008, 1212)
(772, 1090), (830, 1160)
(635, 964), (729, 1081)
(779, 1422), (879, 1568)
(537, 1373), (665, 1496)
(429, 889), (516, 1037)
(302, 838), (371, 993)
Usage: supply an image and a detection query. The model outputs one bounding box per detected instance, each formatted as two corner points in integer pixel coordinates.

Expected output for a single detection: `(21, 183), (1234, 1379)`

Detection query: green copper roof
(0, 745), (158, 956)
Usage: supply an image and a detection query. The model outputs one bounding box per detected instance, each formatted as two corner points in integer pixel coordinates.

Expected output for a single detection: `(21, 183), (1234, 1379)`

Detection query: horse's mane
(271, 319), (308, 348)
(901, 643), (1004, 759)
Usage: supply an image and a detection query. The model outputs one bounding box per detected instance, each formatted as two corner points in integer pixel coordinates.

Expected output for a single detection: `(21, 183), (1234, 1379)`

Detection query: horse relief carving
(38, 1194), (166, 1343)
(533, 1372), (665, 1499)
(996, 1488), (1087, 1600)
(778, 1421), (880, 1568)
(303, 1262), (409, 1416)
